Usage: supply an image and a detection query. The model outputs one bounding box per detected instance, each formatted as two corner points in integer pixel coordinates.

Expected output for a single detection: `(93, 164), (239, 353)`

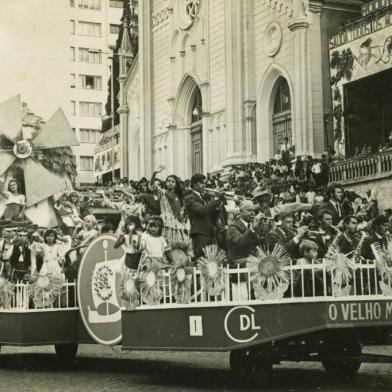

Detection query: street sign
(77, 235), (124, 345)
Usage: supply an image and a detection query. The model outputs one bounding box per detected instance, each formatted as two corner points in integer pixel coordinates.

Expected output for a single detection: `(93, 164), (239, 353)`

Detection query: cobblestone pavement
(0, 345), (391, 392)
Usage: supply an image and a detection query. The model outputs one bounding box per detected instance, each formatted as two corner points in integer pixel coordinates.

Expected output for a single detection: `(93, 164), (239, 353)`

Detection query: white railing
(1, 280), (78, 311)
(137, 261), (392, 309)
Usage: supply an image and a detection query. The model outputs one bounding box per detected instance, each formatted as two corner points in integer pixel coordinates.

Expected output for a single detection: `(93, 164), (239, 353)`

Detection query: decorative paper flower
(120, 270), (139, 310)
(0, 277), (15, 309)
(325, 249), (357, 287)
(198, 245), (227, 296)
(139, 257), (163, 305)
(332, 283), (352, 297)
(29, 273), (64, 308)
(379, 281), (392, 296)
(248, 245), (290, 300)
(168, 243), (193, 304)
(374, 240), (392, 282)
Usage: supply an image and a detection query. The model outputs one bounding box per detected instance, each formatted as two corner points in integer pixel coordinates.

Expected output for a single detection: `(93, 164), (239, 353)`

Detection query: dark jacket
(321, 200), (343, 226)
(307, 226), (338, 258)
(265, 227), (299, 259)
(227, 219), (259, 265)
(185, 191), (221, 237)
(9, 245), (32, 270)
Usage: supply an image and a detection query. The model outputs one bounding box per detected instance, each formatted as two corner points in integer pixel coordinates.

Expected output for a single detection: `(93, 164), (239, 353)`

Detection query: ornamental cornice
(152, 6), (171, 30)
(259, 0), (293, 17)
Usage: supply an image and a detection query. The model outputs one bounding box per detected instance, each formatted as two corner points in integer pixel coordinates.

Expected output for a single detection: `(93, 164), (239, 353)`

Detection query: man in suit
(185, 173), (223, 261)
(307, 209), (338, 258)
(321, 183), (345, 225)
(265, 212), (308, 259)
(227, 200), (265, 300)
(361, 215), (390, 262)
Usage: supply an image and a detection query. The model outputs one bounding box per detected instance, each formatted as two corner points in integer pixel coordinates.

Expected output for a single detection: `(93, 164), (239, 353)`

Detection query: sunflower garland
(120, 270), (139, 310)
(29, 273), (64, 308)
(248, 245), (291, 300)
(0, 277), (15, 309)
(198, 245), (227, 296)
(324, 249), (357, 297)
(167, 243), (193, 304)
(138, 257), (164, 305)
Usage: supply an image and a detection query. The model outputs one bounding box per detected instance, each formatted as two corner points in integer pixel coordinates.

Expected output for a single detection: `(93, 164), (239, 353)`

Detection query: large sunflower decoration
(325, 248), (357, 297)
(371, 241), (392, 296)
(139, 257), (164, 305)
(29, 273), (64, 308)
(167, 242), (193, 304)
(120, 269), (139, 310)
(0, 277), (15, 309)
(248, 245), (291, 300)
(198, 245), (227, 296)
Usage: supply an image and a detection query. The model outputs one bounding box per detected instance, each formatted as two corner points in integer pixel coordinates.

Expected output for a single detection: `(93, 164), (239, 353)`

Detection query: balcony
(329, 150), (392, 184)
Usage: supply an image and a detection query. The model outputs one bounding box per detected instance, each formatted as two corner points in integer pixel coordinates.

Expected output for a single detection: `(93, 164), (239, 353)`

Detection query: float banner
(122, 300), (392, 351)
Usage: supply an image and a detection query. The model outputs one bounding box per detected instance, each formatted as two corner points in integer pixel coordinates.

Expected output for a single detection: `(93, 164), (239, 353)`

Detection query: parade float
(0, 95), (78, 227)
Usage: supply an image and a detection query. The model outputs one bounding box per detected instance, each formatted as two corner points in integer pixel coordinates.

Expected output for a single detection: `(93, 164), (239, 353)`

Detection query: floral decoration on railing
(120, 270), (139, 311)
(371, 241), (392, 296)
(198, 245), (227, 296)
(28, 273), (64, 308)
(139, 257), (164, 306)
(167, 243), (193, 304)
(248, 245), (290, 300)
(0, 277), (15, 309)
(325, 249), (357, 297)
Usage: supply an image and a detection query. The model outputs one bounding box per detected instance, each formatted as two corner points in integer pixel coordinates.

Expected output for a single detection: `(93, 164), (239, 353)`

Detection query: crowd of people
(0, 150), (388, 295)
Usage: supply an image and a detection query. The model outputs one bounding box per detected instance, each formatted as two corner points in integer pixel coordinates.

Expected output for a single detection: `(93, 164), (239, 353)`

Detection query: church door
(191, 123), (202, 174)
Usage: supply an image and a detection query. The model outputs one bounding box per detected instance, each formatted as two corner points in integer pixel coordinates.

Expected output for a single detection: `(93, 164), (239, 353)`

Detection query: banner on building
(94, 144), (120, 177)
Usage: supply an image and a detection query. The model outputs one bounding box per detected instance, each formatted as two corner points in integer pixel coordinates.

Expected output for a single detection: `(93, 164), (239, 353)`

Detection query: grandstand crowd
(0, 150), (389, 285)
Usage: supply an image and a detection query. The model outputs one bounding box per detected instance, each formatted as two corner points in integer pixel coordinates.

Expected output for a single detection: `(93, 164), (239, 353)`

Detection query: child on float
(114, 215), (143, 273)
(295, 240), (322, 297)
(39, 229), (64, 279)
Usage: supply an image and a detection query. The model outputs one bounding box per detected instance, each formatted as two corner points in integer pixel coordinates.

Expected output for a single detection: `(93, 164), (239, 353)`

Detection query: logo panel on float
(77, 235), (124, 345)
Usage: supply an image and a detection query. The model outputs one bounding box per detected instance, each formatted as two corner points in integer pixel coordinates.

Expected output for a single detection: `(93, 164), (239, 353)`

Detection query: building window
(70, 20), (75, 34)
(110, 24), (120, 35)
(110, 0), (123, 8)
(70, 0), (75, 7)
(80, 156), (94, 171)
(80, 128), (101, 143)
(78, 0), (101, 10)
(70, 46), (75, 61)
(78, 21), (101, 37)
(70, 73), (75, 88)
(70, 101), (76, 115)
(80, 74), (102, 90)
(78, 47), (102, 63)
(79, 102), (102, 116)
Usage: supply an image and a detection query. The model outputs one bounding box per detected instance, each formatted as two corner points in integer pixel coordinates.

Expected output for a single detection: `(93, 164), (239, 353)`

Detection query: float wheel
(54, 343), (78, 361)
(320, 338), (362, 378)
(230, 348), (255, 375)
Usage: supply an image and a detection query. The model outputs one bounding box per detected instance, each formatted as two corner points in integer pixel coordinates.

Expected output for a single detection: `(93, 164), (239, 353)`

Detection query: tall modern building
(68, 0), (123, 184)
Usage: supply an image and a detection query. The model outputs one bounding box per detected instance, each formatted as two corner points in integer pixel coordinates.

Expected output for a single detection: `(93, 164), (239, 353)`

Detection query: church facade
(120, 0), (364, 180)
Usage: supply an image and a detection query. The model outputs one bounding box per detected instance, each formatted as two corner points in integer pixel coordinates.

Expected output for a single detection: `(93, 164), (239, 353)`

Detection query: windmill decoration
(0, 95), (79, 224)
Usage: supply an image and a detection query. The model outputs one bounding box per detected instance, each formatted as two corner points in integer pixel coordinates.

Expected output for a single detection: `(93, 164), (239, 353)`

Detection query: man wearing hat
(4, 229), (35, 281)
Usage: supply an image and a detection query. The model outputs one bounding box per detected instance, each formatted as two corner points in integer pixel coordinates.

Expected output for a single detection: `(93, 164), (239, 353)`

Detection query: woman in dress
(73, 214), (99, 247)
(0, 179), (29, 223)
(151, 170), (189, 244)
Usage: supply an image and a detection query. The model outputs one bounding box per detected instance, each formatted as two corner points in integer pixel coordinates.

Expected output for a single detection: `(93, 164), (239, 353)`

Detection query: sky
(0, 0), (69, 120)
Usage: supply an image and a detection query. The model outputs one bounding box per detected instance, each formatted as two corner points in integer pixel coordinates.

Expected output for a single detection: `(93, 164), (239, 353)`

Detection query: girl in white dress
(40, 229), (64, 278)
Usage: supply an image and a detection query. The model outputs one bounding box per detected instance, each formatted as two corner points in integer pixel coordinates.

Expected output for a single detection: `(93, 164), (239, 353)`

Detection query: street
(0, 345), (391, 392)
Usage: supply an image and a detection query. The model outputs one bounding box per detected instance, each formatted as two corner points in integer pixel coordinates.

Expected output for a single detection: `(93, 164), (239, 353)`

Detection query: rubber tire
(230, 349), (255, 375)
(54, 343), (78, 361)
(321, 339), (362, 379)
(252, 354), (273, 387)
